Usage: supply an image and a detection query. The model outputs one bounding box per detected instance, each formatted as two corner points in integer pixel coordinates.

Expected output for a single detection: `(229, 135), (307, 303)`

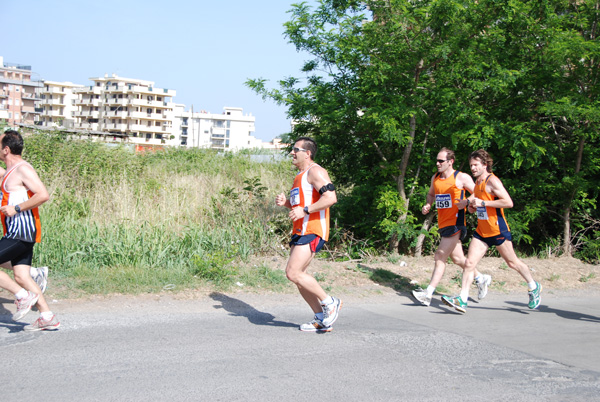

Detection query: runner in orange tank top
(412, 148), (492, 307)
(275, 137), (341, 332)
(442, 149), (542, 313)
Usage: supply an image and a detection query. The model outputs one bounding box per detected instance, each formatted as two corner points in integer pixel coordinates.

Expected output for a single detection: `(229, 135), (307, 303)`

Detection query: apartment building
(73, 74), (177, 146)
(173, 106), (259, 150)
(37, 81), (84, 128)
(0, 56), (42, 126)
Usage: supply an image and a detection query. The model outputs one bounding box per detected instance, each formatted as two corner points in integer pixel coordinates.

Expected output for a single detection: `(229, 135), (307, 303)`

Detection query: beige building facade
(0, 56), (42, 126)
(73, 74), (177, 147)
(37, 81), (84, 128)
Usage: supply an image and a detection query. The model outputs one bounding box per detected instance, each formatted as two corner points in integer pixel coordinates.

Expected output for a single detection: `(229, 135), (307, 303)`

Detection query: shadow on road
(0, 296), (12, 316)
(505, 301), (600, 323)
(209, 292), (297, 328)
(353, 263), (415, 295)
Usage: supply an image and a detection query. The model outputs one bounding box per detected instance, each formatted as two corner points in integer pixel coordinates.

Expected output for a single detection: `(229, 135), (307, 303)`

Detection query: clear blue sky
(2, 0), (319, 141)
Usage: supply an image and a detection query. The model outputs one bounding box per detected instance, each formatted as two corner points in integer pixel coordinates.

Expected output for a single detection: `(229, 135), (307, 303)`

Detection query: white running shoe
(300, 316), (332, 332)
(411, 289), (432, 306)
(30, 266), (49, 294)
(476, 274), (492, 300)
(321, 297), (342, 327)
(25, 314), (60, 331)
(12, 291), (40, 321)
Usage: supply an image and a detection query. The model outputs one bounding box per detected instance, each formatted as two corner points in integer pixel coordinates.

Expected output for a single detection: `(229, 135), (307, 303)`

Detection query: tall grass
(20, 131), (294, 294)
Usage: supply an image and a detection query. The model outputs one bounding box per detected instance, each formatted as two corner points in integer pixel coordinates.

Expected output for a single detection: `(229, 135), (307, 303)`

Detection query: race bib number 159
(435, 194), (452, 209)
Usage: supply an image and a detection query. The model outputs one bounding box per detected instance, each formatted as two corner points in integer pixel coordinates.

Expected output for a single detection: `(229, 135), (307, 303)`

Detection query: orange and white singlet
(474, 173), (510, 238)
(433, 170), (465, 229)
(290, 164), (330, 241)
(1, 162), (42, 243)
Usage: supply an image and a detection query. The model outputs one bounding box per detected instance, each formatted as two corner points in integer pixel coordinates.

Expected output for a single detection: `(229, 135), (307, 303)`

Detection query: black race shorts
(0, 237), (35, 267)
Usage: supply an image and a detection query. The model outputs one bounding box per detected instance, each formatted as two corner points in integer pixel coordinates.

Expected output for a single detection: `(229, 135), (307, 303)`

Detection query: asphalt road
(1, 289), (599, 401)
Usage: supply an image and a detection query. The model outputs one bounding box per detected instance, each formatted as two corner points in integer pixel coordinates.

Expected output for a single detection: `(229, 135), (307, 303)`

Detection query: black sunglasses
(436, 159), (450, 164)
(292, 147), (307, 153)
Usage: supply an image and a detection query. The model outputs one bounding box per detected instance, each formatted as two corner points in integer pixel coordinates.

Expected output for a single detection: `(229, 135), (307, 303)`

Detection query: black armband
(319, 183), (335, 195)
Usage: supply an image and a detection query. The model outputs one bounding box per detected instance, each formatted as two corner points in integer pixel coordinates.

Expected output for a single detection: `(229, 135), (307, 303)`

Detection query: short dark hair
(296, 137), (317, 160)
(470, 149), (493, 173)
(439, 147), (455, 162)
(2, 130), (24, 156)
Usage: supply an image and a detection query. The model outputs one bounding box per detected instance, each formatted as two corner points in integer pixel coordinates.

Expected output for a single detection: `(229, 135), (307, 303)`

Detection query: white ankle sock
(40, 311), (53, 321)
(528, 281), (537, 291)
(426, 286), (436, 297)
(15, 288), (28, 300)
(321, 296), (333, 305)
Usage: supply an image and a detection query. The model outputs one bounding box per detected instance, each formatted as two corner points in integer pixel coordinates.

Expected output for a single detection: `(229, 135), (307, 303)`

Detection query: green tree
(248, 0), (600, 258)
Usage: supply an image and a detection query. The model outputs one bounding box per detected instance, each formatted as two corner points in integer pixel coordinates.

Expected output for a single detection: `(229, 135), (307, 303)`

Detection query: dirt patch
(252, 254), (600, 297)
(31, 255), (600, 309)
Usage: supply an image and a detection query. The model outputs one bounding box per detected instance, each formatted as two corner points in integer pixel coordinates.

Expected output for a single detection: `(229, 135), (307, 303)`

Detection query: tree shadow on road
(504, 301), (600, 323)
(352, 263), (416, 295)
(209, 292), (297, 328)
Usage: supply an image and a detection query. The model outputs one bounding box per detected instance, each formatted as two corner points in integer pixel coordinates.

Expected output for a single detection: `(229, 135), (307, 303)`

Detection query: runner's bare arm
(473, 176), (513, 209)
(455, 172), (476, 210)
(275, 193), (292, 209)
(0, 165), (49, 217)
(422, 175), (436, 215)
(305, 165), (337, 213)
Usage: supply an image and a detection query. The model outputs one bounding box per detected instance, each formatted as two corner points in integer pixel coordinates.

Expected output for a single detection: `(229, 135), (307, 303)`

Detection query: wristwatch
(15, 205), (21, 213)
(303, 206), (310, 215)
(481, 201), (486, 207)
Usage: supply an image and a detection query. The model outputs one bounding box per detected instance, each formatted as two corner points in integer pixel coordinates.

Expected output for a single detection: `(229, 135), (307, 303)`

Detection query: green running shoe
(528, 282), (542, 309)
(441, 295), (467, 313)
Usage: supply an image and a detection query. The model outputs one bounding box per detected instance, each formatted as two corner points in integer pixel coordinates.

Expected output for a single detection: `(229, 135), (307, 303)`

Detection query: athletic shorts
(289, 234), (326, 253)
(439, 225), (467, 241)
(0, 237), (35, 267)
(473, 231), (512, 247)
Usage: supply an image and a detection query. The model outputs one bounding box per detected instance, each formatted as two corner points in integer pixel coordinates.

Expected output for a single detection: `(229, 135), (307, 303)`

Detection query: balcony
(107, 123), (128, 131)
(77, 99), (100, 107)
(42, 98), (66, 106)
(22, 92), (42, 101)
(104, 110), (129, 119)
(74, 110), (99, 118)
(74, 123), (97, 130)
(41, 87), (65, 94)
(128, 86), (176, 97)
(211, 126), (226, 136)
(74, 86), (102, 95)
(42, 110), (62, 117)
(128, 124), (162, 133)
